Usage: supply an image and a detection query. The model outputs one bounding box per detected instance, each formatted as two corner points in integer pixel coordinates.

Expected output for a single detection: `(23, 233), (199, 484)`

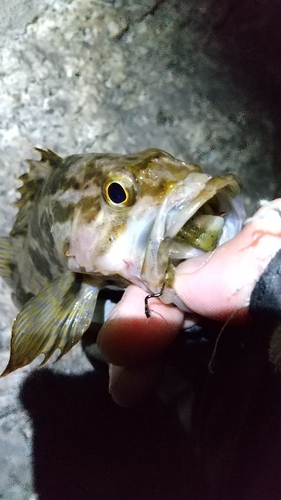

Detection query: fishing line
(145, 308), (171, 330)
(208, 306), (248, 374)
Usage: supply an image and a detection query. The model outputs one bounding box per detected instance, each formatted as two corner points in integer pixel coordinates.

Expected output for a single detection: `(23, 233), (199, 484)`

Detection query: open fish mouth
(141, 171), (245, 299)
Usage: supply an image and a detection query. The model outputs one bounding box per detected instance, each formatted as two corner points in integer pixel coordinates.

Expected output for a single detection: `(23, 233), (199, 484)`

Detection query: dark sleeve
(249, 248), (281, 369)
(249, 248), (281, 321)
(173, 248), (281, 500)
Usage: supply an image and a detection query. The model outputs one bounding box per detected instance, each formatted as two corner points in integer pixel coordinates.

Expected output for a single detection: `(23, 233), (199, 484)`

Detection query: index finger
(97, 284), (185, 367)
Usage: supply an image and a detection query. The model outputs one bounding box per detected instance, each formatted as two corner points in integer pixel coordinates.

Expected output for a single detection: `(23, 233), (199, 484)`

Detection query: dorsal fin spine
(11, 149), (63, 236)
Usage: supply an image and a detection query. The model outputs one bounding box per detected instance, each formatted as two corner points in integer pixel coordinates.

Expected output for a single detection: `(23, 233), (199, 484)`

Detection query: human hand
(97, 200), (281, 406)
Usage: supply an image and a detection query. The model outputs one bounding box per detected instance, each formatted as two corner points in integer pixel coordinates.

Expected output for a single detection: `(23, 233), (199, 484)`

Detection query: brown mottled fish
(0, 148), (245, 375)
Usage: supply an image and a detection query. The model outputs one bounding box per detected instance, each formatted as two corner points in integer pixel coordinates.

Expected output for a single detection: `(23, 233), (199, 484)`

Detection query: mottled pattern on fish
(0, 148), (245, 375)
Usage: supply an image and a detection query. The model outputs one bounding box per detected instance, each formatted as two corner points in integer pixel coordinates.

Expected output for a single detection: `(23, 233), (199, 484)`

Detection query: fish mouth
(141, 172), (245, 297)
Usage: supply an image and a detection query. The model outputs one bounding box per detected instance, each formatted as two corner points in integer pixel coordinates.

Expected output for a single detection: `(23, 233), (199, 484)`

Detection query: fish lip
(141, 174), (245, 294)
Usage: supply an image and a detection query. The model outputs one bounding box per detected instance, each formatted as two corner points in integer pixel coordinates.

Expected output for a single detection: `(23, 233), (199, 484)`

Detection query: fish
(0, 148), (245, 376)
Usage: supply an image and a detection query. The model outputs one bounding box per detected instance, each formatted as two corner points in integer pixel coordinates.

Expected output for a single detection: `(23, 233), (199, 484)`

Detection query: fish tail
(0, 236), (16, 288)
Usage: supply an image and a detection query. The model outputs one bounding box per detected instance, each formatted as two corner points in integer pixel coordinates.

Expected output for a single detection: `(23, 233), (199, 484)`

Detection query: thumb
(174, 200), (281, 322)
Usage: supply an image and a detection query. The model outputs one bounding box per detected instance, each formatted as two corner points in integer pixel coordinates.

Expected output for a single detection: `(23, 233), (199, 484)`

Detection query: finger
(97, 284), (184, 366)
(108, 361), (164, 407)
(174, 199), (281, 322)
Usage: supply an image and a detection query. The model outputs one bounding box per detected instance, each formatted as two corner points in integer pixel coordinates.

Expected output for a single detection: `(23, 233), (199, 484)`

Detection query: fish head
(51, 149), (245, 303)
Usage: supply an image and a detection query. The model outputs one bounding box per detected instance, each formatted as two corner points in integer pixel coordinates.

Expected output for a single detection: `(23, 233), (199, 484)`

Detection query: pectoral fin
(1, 272), (99, 376)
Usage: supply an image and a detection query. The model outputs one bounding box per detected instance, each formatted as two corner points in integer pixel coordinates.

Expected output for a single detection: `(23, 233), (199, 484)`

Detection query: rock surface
(0, 0), (280, 498)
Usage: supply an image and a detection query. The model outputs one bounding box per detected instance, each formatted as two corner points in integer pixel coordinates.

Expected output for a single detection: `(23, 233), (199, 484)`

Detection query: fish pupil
(108, 182), (126, 204)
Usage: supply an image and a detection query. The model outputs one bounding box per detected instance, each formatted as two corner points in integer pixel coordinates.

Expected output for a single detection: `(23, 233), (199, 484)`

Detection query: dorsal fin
(0, 236), (17, 287)
(11, 148), (63, 237)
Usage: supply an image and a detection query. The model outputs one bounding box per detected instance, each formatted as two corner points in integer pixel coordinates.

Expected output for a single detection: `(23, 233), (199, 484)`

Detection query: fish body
(0, 148), (245, 375)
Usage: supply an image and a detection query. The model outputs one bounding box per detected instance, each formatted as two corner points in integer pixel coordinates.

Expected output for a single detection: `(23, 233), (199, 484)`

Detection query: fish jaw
(141, 172), (246, 302)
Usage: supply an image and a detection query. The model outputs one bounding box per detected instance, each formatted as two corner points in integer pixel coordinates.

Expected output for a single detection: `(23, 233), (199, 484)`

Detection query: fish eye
(107, 182), (127, 204)
(102, 173), (136, 209)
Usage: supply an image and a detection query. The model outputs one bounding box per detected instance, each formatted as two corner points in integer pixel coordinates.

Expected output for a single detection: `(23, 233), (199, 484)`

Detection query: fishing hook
(144, 284), (165, 318)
